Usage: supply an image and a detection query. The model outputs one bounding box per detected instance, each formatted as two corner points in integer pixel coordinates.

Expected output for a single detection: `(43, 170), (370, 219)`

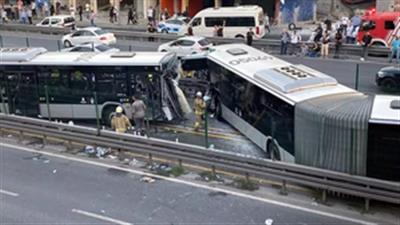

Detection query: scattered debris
(83, 145), (110, 158)
(199, 171), (224, 182)
(265, 218), (274, 225)
(148, 163), (172, 176)
(140, 176), (155, 183)
(107, 155), (117, 160)
(52, 169), (57, 174)
(43, 159), (50, 164)
(311, 201), (318, 206)
(100, 210), (106, 214)
(129, 158), (138, 166)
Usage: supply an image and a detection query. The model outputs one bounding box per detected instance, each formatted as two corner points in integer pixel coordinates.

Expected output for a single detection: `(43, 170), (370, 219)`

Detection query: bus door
(6, 71), (39, 117)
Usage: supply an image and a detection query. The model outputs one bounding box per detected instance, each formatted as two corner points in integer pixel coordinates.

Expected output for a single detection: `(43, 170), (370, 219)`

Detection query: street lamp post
(203, 95), (210, 149)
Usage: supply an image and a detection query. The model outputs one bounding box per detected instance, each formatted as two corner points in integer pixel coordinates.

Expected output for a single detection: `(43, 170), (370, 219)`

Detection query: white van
(36, 15), (76, 29)
(179, 6), (265, 39)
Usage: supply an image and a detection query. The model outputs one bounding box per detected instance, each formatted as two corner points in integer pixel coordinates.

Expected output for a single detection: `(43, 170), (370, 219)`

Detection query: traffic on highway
(0, 2), (399, 225)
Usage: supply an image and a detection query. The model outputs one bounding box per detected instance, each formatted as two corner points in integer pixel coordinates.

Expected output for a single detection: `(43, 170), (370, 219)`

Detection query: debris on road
(265, 218), (274, 225)
(52, 169), (57, 174)
(140, 176), (155, 183)
(84, 145), (110, 158)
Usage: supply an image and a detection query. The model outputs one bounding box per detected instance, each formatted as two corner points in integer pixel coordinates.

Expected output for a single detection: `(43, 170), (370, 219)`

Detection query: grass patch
(233, 178), (259, 191)
(170, 166), (185, 177)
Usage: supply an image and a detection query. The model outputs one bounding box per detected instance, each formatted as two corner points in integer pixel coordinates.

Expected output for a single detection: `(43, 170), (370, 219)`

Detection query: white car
(61, 27), (117, 47)
(36, 15), (75, 28)
(157, 36), (212, 57)
(61, 43), (120, 53)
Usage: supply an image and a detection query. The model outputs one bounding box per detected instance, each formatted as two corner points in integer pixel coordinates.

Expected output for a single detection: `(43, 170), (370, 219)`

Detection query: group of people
(111, 95), (147, 135)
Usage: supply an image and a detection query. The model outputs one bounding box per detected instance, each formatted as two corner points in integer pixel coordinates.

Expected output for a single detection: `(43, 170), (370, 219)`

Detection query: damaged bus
(0, 47), (190, 124)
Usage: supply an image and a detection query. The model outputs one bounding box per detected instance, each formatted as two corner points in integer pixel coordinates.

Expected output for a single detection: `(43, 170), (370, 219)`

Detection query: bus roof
(362, 11), (400, 20)
(370, 95), (400, 125)
(207, 44), (356, 104)
(196, 5), (263, 17)
(0, 47), (175, 66)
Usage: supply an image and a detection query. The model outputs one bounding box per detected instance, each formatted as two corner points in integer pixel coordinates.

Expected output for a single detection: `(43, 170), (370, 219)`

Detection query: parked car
(61, 43), (120, 53)
(157, 36), (212, 57)
(376, 66), (400, 90)
(36, 15), (75, 28)
(61, 27), (117, 47)
(157, 19), (186, 34)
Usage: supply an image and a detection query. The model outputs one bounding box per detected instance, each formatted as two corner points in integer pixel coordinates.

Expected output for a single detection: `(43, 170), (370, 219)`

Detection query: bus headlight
(377, 71), (385, 78)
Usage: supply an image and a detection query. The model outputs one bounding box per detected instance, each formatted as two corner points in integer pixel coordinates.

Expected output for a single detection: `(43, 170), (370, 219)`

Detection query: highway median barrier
(0, 24), (391, 58)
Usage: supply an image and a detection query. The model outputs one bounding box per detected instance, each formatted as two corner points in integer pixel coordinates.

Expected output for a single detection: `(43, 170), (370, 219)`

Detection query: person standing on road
(147, 23), (155, 41)
(69, 5), (75, 18)
(388, 36), (400, 64)
(1, 7), (8, 24)
(20, 7), (27, 24)
(320, 30), (330, 58)
(109, 6), (114, 23)
(289, 30), (301, 55)
(334, 29), (343, 58)
(147, 6), (154, 23)
(50, 4), (55, 16)
(193, 91), (206, 132)
(360, 31), (372, 61)
(127, 8), (134, 24)
(246, 28), (254, 46)
(27, 7), (32, 24)
(78, 5), (83, 21)
(89, 10), (96, 26)
(280, 28), (290, 55)
(131, 95), (147, 135)
(111, 106), (132, 133)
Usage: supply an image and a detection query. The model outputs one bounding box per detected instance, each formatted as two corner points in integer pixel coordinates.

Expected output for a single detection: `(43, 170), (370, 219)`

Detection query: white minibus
(179, 6), (265, 39)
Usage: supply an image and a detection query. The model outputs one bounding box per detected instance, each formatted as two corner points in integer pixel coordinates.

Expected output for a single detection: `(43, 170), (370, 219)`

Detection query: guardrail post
(355, 64), (360, 90)
(178, 159), (183, 168)
(211, 165), (216, 178)
(18, 131), (24, 143)
(129, 45), (132, 52)
(280, 180), (288, 195)
(65, 140), (72, 151)
(25, 37), (30, 47)
(93, 92), (100, 136)
(245, 172), (250, 183)
(57, 40), (61, 51)
(148, 153), (153, 165)
(42, 134), (47, 146)
(0, 35), (3, 47)
(44, 85), (51, 120)
(364, 185), (370, 212)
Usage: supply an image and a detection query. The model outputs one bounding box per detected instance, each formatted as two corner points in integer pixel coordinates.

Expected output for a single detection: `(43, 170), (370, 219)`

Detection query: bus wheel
(102, 105), (117, 127)
(235, 34), (245, 39)
(64, 40), (72, 48)
(381, 78), (397, 91)
(267, 140), (281, 161)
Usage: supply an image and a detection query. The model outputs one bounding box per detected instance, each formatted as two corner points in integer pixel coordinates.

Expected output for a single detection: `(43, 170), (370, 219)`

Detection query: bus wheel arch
(64, 40), (72, 48)
(101, 104), (119, 126)
(266, 139), (281, 161)
(235, 34), (245, 39)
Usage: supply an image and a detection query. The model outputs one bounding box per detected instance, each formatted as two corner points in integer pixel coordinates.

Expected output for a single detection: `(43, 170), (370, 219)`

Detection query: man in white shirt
(147, 6), (154, 23)
(290, 30), (302, 55)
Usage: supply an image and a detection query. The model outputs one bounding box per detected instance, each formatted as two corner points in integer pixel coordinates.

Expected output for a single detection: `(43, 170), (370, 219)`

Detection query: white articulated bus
(0, 48), (189, 123)
(183, 44), (400, 181)
(179, 5), (265, 39)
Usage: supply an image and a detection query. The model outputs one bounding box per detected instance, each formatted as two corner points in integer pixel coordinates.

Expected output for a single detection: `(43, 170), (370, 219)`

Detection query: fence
(0, 113), (399, 212)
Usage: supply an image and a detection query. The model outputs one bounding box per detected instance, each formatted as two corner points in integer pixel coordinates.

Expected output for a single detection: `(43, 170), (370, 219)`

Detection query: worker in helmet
(111, 106), (132, 133)
(193, 91), (206, 131)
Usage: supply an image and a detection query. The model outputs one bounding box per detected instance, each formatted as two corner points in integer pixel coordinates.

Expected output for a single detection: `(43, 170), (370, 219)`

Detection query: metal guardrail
(0, 113), (399, 211)
(0, 24), (391, 57)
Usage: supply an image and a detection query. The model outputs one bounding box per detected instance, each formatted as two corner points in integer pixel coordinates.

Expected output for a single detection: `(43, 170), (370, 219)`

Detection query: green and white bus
(0, 47), (188, 123)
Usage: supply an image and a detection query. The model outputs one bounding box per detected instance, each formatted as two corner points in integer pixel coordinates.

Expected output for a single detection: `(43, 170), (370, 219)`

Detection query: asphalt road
(0, 143), (381, 224)
(1, 31), (395, 96)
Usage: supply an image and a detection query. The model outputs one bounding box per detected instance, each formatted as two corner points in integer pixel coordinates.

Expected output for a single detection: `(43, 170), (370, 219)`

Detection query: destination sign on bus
(229, 55), (273, 66)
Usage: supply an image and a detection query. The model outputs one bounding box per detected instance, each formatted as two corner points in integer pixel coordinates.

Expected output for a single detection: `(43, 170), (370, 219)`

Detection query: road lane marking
(3, 142), (378, 225)
(0, 189), (19, 197)
(72, 209), (133, 225)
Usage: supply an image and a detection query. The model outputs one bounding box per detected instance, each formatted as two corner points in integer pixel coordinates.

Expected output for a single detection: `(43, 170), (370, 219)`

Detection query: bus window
(361, 20), (376, 31)
(205, 17), (225, 27)
(384, 20), (395, 30)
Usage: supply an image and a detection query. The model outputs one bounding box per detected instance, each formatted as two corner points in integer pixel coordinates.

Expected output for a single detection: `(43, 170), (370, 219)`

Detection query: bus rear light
(100, 37), (107, 41)
(256, 26), (260, 35)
